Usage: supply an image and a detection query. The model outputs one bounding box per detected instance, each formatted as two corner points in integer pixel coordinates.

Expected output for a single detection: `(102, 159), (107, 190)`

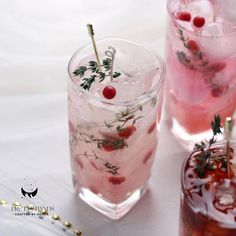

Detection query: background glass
(166, 0), (236, 150)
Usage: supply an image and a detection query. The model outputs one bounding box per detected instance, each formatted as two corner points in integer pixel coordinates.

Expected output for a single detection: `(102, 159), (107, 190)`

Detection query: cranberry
(177, 11), (191, 22)
(193, 16), (205, 28)
(186, 40), (199, 53)
(148, 122), (156, 134)
(118, 126), (136, 139)
(102, 86), (116, 99)
(108, 176), (126, 185)
(101, 139), (126, 152)
(211, 85), (228, 98)
(205, 163), (234, 182)
(101, 143), (116, 152)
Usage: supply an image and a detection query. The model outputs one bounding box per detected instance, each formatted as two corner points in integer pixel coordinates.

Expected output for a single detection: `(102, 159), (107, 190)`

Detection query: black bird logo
(21, 187), (38, 198)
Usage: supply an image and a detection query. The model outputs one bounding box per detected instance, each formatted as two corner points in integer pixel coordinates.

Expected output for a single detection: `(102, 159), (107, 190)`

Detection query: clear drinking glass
(68, 38), (165, 219)
(166, 0), (236, 150)
(180, 140), (236, 236)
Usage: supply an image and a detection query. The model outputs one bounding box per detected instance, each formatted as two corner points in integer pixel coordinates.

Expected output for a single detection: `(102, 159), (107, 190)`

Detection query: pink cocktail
(166, 0), (236, 149)
(180, 141), (236, 236)
(68, 38), (165, 219)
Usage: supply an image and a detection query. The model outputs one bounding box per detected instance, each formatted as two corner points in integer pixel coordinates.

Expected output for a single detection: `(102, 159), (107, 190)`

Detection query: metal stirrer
(87, 24), (101, 71)
(225, 117), (233, 178)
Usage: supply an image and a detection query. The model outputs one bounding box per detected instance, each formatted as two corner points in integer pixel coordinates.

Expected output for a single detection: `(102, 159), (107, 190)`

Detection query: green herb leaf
(80, 75), (97, 90)
(73, 54), (121, 91)
(113, 72), (121, 78)
(98, 72), (106, 82)
(73, 66), (87, 77)
(211, 115), (222, 136)
(177, 51), (191, 65)
(102, 58), (112, 71)
(194, 115), (223, 178)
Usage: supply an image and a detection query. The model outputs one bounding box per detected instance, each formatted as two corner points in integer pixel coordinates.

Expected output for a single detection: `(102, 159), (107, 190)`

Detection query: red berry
(148, 122), (156, 134)
(118, 126), (136, 139)
(101, 139), (126, 152)
(101, 143), (116, 152)
(204, 163), (234, 182)
(186, 40), (199, 53)
(211, 85), (228, 98)
(108, 176), (126, 185)
(102, 86), (116, 99)
(177, 11), (191, 22)
(193, 16), (205, 28)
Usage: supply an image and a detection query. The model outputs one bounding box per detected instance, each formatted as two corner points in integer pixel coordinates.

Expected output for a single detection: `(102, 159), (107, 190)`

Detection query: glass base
(170, 118), (224, 151)
(79, 185), (148, 220)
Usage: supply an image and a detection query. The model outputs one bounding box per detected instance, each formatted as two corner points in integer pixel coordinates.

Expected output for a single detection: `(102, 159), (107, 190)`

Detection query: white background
(0, 0), (188, 235)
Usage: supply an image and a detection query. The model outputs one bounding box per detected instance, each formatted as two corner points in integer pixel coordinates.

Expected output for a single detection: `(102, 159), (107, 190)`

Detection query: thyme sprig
(73, 58), (121, 90)
(78, 132), (127, 150)
(78, 151), (120, 175)
(177, 28), (208, 69)
(194, 115), (223, 178)
(104, 105), (143, 130)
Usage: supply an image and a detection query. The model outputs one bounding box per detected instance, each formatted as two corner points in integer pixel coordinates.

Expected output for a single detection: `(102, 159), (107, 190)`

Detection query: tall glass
(68, 38), (165, 219)
(166, 0), (236, 149)
(180, 141), (236, 236)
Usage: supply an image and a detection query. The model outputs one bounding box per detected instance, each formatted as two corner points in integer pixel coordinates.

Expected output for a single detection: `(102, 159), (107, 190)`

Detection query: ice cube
(214, 179), (236, 211)
(212, 0), (236, 24)
(205, 22), (223, 36)
(186, 0), (214, 22)
(114, 46), (158, 78)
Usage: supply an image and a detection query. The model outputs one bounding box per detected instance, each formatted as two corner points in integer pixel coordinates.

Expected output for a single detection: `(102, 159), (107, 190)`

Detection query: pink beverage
(68, 38), (165, 219)
(166, 0), (236, 149)
(180, 141), (236, 236)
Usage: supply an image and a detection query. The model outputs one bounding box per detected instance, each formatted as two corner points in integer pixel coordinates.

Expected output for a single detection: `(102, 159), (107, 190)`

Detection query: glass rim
(67, 37), (165, 106)
(181, 139), (236, 225)
(167, 0), (236, 38)
(181, 139), (236, 190)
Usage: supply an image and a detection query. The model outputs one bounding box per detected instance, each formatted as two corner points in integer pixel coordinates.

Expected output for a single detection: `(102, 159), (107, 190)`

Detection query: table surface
(0, 0), (189, 235)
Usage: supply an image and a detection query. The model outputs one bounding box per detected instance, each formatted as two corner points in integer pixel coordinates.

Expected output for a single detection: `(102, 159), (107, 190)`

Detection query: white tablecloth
(0, 0), (187, 235)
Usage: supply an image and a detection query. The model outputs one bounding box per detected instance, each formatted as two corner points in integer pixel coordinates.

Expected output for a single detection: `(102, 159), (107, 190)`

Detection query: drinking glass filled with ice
(68, 36), (165, 219)
(179, 116), (236, 235)
(166, 0), (236, 149)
